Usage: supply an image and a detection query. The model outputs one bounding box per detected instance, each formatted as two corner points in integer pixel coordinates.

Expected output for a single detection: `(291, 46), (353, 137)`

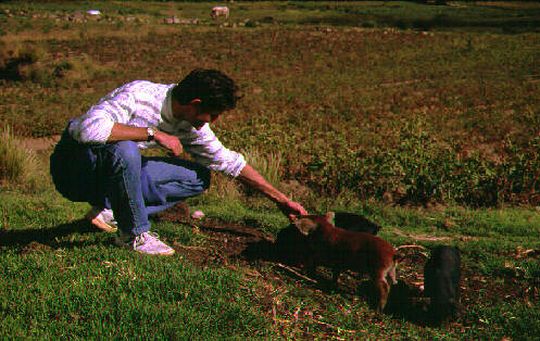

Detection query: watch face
(147, 127), (155, 141)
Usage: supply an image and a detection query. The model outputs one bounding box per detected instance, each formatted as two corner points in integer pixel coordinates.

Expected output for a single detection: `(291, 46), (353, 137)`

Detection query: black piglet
(424, 245), (461, 325)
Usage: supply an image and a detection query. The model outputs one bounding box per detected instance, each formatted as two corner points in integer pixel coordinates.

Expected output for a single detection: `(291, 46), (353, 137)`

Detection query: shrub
(243, 148), (282, 188)
(300, 116), (540, 207)
(52, 54), (109, 85)
(0, 126), (41, 191)
(499, 136), (540, 206)
(237, 148), (283, 199)
(207, 172), (242, 201)
(0, 40), (109, 85)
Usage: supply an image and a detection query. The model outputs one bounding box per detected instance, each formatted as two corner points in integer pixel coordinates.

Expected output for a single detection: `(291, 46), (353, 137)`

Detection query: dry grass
(0, 1), (538, 206)
(0, 125), (41, 190)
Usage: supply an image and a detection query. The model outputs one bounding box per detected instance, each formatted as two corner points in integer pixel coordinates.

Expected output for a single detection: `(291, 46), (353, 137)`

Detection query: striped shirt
(68, 80), (246, 177)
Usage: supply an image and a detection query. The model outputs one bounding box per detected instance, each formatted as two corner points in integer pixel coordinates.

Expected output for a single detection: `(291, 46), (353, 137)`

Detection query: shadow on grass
(0, 219), (106, 250)
(242, 236), (429, 325)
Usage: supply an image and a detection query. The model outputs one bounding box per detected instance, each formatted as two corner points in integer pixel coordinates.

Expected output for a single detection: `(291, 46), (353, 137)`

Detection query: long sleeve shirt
(68, 80), (246, 177)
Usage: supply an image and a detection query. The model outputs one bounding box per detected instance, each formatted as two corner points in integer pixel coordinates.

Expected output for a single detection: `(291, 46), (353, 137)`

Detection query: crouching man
(50, 68), (307, 256)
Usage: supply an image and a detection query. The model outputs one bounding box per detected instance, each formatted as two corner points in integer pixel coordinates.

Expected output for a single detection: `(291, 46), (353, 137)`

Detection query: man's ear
(189, 98), (202, 106)
(293, 218), (319, 236)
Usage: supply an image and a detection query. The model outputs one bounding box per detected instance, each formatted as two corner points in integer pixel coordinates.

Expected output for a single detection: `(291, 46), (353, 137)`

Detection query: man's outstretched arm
(237, 164), (308, 219)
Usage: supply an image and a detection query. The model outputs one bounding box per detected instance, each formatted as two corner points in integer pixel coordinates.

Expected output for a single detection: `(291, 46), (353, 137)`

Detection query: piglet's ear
(293, 218), (318, 236)
(325, 211), (335, 225)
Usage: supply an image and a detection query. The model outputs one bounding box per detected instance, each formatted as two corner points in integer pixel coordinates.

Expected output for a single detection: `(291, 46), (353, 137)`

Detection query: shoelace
(100, 209), (117, 225)
(133, 232), (160, 248)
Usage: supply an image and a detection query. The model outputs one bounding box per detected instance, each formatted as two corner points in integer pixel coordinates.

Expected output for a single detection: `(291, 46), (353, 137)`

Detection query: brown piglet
(292, 212), (397, 312)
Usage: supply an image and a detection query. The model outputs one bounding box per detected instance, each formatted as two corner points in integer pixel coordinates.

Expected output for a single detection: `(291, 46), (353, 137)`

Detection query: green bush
(300, 116), (540, 207)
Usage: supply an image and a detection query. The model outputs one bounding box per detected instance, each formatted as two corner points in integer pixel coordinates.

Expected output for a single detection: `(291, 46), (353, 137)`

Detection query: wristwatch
(146, 127), (156, 141)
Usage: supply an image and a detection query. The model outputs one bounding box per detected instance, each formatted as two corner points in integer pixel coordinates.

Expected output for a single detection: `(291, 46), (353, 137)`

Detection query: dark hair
(171, 68), (240, 111)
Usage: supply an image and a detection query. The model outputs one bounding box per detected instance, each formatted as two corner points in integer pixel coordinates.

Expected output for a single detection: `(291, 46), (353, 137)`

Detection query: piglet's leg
(374, 273), (390, 313)
(388, 262), (398, 285)
(331, 268), (342, 287)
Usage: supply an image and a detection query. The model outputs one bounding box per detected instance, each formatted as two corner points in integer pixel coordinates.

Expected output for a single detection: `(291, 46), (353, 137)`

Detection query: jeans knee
(106, 141), (141, 169)
(200, 167), (211, 190)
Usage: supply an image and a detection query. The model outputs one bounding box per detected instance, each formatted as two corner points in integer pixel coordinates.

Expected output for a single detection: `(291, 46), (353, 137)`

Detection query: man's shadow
(0, 219), (106, 250)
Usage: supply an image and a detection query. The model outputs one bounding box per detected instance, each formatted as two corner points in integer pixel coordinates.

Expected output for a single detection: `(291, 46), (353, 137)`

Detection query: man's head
(172, 68), (239, 110)
(171, 68), (240, 129)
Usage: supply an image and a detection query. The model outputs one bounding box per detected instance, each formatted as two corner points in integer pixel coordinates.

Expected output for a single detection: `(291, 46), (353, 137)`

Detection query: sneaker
(85, 206), (118, 233)
(132, 232), (175, 256)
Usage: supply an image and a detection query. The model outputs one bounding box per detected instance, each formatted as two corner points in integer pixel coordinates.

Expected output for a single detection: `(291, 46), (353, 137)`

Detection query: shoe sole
(135, 249), (175, 256)
(87, 216), (118, 233)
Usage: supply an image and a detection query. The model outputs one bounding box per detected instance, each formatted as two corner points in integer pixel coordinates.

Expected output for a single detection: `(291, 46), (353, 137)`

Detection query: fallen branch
(173, 244), (208, 251)
(396, 244), (428, 251)
(312, 319), (358, 334)
(275, 263), (317, 284)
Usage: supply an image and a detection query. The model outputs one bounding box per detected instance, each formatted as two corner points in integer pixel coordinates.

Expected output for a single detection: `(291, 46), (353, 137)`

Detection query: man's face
(190, 107), (222, 130)
(178, 99), (223, 130)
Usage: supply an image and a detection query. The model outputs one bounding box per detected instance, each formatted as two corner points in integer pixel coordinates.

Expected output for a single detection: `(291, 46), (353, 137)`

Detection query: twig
(396, 244), (428, 251)
(311, 319), (358, 336)
(275, 263), (317, 284)
(174, 244), (208, 251)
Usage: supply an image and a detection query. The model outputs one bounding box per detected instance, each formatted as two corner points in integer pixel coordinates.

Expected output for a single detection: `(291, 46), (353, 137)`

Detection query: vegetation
(0, 126), (41, 190)
(0, 1), (539, 339)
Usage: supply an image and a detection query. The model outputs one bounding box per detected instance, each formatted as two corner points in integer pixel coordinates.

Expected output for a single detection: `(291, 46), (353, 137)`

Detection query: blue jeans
(50, 126), (210, 235)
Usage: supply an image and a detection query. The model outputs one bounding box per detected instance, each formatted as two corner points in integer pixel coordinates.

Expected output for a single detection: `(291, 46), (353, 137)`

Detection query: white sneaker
(85, 206), (118, 233)
(132, 232), (175, 256)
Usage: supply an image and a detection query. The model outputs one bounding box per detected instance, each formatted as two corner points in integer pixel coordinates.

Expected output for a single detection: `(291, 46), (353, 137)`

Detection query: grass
(2, 13), (537, 203)
(0, 125), (42, 190)
(0, 190), (271, 339)
(1, 186), (539, 339)
(0, 0), (539, 339)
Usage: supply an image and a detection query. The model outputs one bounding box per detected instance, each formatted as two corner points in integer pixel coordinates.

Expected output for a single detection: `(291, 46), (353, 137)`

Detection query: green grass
(0, 250), (270, 338)
(1, 1), (539, 339)
(0, 190), (272, 339)
(1, 187), (539, 339)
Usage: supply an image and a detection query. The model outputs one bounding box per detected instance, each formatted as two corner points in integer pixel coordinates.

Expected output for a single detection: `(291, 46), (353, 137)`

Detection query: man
(50, 69), (307, 256)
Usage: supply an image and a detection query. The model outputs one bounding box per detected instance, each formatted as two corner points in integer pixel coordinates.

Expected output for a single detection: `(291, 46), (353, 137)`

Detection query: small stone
(191, 210), (205, 220)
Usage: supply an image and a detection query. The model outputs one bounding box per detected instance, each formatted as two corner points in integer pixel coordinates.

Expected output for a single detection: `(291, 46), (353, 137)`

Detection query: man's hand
(155, 131), (183, 156)
(278, 200), (308, 221)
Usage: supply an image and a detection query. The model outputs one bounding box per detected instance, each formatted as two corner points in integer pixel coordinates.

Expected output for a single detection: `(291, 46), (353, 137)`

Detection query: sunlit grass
(0, 126), (41, 191)
(0, 4), (539, 337)
(1, 185), (539, 339)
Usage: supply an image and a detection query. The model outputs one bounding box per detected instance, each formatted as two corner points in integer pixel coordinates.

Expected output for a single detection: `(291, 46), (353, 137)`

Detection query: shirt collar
(161, 86), (174, 123)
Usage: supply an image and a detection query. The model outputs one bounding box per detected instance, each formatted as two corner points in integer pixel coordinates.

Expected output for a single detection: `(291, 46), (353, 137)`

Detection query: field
(1, 1), (539, 339)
